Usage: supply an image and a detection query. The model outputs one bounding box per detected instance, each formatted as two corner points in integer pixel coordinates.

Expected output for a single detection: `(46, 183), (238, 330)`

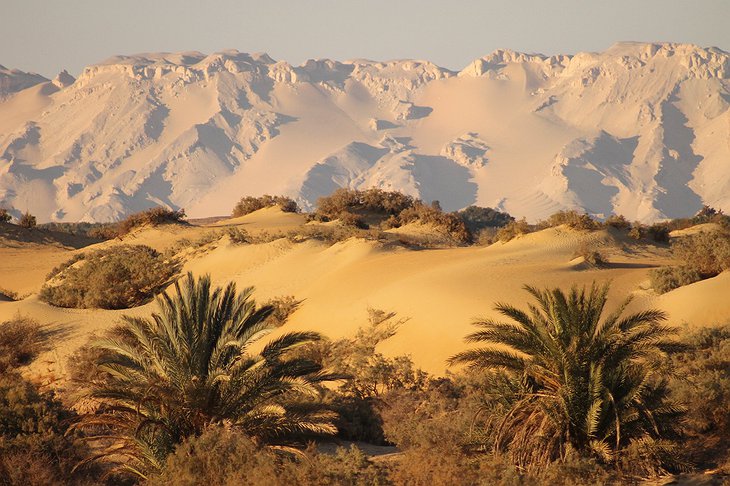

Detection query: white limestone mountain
(0, 43), (728, 223)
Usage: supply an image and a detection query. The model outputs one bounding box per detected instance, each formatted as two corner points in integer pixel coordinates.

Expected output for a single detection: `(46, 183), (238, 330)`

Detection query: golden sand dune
(1, 208), (728, 380)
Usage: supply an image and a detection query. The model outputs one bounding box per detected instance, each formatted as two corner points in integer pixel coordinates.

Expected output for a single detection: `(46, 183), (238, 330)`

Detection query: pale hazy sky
(3, 0), (730, 78)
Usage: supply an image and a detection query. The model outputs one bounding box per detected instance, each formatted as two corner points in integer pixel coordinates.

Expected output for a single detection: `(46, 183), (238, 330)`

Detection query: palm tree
(449, 283), (685, 472)
(74, 273), (337, 479)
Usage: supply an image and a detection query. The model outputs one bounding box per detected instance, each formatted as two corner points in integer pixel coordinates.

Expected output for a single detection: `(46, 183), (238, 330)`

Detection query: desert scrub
(666, 325), (730, 470)
(572, 242), (606, 267)
(232, 195), (299, 217)
(18, 211), (37, 229)
(542, 209), (599, 230)
(495, 218), (532, 242)
(650, 266), (702, 294)
(604, 214), (631, 230)
(0, 317), (45, 373)
(40, 244), (178, 309)
(457, 205), (514, 234)
(262, 295), (302, 327)
(651, 231), (730, 293)
(149, 425), (388, 486)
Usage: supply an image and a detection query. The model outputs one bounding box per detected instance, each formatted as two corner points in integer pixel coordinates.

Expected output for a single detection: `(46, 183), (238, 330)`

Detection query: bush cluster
(651, 231), (730, 293)
(18, 211), (37, 229)
(540, 210), (598, 231)
(232, 195), (299, 217)
(0, 317), (45, 373)
(495, 218), (532, 242)
(0, 208), (11, 223)
(0, 318), (103, 485)
(40, 245), (178, 309)
(85, 207), (186, 239)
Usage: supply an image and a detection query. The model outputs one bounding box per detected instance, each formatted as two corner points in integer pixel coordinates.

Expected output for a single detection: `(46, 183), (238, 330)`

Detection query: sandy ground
(1, 209), (729, 383)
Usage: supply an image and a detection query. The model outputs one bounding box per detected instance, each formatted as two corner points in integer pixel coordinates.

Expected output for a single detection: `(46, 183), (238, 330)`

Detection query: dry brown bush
(0, 317), (45, 373)
(18, 211), (37, 229)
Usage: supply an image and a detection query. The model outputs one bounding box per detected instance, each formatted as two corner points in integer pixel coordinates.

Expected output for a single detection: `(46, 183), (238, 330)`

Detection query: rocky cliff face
(0, 43), (728, 222)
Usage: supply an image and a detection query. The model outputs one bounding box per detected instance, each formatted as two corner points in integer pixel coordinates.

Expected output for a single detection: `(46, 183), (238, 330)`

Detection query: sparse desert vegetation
(1, 189), (729, 485)
(40, 245), (178, 309)
(232, 195), (299, 217)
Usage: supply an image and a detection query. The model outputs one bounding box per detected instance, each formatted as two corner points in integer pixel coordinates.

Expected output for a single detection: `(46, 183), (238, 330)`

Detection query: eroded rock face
(0, 43), (728, 223)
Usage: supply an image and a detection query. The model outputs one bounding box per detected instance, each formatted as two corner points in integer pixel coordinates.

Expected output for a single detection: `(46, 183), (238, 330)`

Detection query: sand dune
(2, 209), (725, 380)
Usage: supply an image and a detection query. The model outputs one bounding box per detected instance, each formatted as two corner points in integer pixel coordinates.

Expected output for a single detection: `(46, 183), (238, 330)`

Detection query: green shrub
(674, 231), (730, 278)
(338, 211), (369, 229)
(667, 326), (730, 471)
(150, 425), (388, 486)
(225, 226), (250, 244)
(396, 202), (471, 244)
(316, 188), (414, 220)
(40, 245), (177, 309)
(18, 211), (36, 229)
(542, 210), (598, 230)
(0, 208), (11, 223)
(232, 195), (299, 217)
(495, 218), (532, 242)
(650, 266), (702, 294)
(0, 317), (45, 373)
(0, 372), (102, 485)
(648, 223), (670, 243)
(457, 206), (514, 234)
(604, 214), (630, 230)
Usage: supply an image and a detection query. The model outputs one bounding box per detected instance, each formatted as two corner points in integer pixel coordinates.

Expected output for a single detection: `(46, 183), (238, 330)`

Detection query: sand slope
(2, 209), (726, 380)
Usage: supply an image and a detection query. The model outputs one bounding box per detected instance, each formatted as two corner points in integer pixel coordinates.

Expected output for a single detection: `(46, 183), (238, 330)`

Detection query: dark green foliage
(73, 273), (337, 479)
(457, 206), (515, 234)
(40, 245), (177, 309)
(0, 317), (45, 373)
(232, 195), (299, 217)
(450, 283), (686, 473)
(648, 223), (670, 243)
(18, 211), (37, 229)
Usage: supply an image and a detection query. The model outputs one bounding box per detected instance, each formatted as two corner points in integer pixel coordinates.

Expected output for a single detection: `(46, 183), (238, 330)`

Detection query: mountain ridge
(0, 42), (728, 222)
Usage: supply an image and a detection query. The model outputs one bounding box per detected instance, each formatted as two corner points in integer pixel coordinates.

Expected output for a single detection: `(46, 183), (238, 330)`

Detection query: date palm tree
(450, 283), (685, 472)
(74, 273), (337, 479)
